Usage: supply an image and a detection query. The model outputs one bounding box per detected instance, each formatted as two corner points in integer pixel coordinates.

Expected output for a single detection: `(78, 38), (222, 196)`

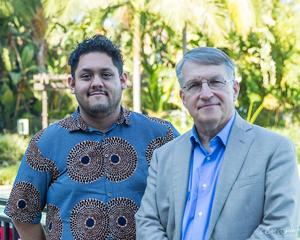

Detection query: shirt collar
(190, 111), (236, 147)
(60, 106), (131, 132)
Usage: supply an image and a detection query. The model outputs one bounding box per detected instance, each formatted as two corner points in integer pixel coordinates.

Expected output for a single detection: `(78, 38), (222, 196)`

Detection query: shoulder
(235, 115), (294, 149)
(252, 124), (294, 148)
(129, 111), (180, 136)
(154, 130), (191, 153)
(130, 111), (173, 127)
(30, 116), (73, 144)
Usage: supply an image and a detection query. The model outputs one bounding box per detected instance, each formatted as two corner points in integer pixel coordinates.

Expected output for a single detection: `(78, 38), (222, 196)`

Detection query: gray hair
(175, 47), (235, 87)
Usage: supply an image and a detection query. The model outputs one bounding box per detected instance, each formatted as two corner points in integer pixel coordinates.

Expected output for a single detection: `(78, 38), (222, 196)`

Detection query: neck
(194, 127), (217, 151)
(195, 115), (233, 150)
(79, 106), (121, 132)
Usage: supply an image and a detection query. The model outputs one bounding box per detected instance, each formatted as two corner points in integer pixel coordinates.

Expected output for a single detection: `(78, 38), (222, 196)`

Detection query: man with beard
(5, 35), (178, 240)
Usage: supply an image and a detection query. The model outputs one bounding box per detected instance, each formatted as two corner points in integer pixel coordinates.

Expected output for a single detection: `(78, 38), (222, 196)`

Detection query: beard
(89, 98), (121, 117)
(81, 90), (122, 118)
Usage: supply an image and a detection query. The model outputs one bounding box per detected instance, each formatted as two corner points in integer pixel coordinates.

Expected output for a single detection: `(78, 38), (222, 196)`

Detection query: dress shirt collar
(190, 111), (236, 148)
(66, 106), (132, 132)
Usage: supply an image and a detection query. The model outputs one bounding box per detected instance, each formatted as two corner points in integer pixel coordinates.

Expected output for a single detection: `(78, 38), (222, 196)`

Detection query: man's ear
(180, 89), (187, 107)
(68, 76), (75, 93)
(120, 72), (128, 89)
(233, 81), (240, 101)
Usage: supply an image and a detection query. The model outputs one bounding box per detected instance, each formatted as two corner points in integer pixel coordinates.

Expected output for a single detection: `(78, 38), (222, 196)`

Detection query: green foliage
(1, 0), (300, 133)
(271, 126), (300, 164)
(0, 164), (19, 185)
(0, 134), (29, 167)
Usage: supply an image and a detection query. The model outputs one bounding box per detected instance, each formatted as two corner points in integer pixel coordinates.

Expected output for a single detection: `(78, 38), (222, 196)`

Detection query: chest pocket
(232, 174), (264, 189)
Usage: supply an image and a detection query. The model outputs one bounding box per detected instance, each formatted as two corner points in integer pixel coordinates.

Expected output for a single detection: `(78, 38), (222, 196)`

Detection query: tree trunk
(37, 40), (48, 129)
(181, 23), (187, 129)
(132, 12), (141, 113)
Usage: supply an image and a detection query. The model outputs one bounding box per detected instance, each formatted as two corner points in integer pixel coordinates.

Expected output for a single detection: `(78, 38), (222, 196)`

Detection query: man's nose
(199, 82), (213, 99)
(91, 75), (104, 87)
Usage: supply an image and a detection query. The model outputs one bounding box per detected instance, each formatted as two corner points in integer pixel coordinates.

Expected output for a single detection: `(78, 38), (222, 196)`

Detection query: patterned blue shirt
(181, 114), (235, 240)
(5, 107), (179, 240)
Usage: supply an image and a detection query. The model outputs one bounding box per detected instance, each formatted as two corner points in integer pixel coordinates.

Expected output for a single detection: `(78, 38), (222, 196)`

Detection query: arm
(135, 150), (169, 240)
(5, 130), (51, 239)
(248, 137), (300, 240)
(13, 220), (46, 240)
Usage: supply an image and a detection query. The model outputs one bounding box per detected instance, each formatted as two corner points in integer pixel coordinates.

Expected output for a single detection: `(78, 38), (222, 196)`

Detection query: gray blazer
(136, 114), (300, 240)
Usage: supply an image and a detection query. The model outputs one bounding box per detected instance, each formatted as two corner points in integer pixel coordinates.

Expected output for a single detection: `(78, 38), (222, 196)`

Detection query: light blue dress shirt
(181, 113), (235, 240)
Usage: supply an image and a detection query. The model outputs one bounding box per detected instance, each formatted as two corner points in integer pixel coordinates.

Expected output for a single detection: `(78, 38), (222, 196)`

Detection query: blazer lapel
(172, 131), (193, 238)
(206, 114), (255, 239)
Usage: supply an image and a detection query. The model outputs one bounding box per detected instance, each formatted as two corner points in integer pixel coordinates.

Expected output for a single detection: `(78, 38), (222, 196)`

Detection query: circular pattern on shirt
(6, 182), (41, 223)
(102, 137), (137, 182)
(145, 127), (175, 165)
(46, 204), (63, 240)
(26, 139), (59, 182)
(145, 137), (169, 165)
(70, 199), (109, 240)
(67, 141), (105, 183)
(108, 198), (138, 240)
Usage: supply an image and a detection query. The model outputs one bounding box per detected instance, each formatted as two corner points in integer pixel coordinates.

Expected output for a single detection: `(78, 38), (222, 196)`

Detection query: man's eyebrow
(99, 68), (114, 72)
(79, 67), (113, 73)
(189, 74), (225, 81)
(78, 68), (93, 73)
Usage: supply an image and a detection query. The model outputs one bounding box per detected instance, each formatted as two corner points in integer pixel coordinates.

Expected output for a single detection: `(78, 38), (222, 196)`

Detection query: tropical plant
(0, 133), (29, 167)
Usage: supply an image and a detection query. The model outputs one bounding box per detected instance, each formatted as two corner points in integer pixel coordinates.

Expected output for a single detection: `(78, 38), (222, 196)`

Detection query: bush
(0, 133), (29, 167)
(0, 164), (19, 185)
(271, 126), (300, 164)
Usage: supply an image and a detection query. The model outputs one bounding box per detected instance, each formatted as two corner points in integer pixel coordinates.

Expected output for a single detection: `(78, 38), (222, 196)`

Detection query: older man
(136, 47), (299, 240)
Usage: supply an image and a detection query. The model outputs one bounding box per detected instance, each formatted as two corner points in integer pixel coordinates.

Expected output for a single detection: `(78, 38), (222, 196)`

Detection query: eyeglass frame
(181, 76), (234, 94)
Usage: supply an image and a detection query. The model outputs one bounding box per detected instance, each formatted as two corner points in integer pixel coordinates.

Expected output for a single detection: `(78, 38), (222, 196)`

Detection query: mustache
(197, 102), (220, 109)
(87, 89), (108, 96)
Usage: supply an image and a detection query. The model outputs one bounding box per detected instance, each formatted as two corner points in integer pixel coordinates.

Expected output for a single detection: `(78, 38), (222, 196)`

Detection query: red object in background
(0, 226), (13, 240)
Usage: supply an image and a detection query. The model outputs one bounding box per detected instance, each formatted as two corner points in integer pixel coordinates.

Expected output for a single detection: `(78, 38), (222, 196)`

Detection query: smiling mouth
(88, 91), (107, 96)
(198, 103), (219, 110)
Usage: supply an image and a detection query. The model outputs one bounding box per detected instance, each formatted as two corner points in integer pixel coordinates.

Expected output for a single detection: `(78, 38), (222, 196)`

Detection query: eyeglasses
(182, 77), (232, 94)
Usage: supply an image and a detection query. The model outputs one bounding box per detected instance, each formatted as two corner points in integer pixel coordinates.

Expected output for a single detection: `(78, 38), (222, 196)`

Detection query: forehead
(182, 61), (228, 81)
(76, 52), (116, 72)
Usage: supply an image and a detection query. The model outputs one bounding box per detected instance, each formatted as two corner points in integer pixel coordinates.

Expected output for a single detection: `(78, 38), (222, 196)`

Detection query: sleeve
(248, 137), (300, 240)
(4, 131), (54, 224)
(135, 149), (169, 240)
(166, 121), (180, 139)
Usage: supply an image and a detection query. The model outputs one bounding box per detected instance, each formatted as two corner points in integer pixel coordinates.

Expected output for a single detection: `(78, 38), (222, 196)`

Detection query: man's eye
(81, 74), (91, 80)
(102, 72), (113, 79)
(187, 83), (200, 90)
(209, 80), (224, 87)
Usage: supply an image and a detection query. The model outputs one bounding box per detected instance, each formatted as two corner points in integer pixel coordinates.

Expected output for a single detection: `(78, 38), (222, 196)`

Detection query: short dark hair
(176, 47), (235, 87)
(68, 35), (124, 78)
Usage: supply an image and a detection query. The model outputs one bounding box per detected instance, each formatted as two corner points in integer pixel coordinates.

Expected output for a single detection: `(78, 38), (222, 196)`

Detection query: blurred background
(0, 0), (300, 238)
(0, 0), (299, 184)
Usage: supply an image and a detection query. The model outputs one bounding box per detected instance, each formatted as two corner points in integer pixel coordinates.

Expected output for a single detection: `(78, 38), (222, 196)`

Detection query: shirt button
(202, 183), (207, 189)
(207, 156), (211, 161)
(198, 211), (203, 217)
(107, 192), (112, 197)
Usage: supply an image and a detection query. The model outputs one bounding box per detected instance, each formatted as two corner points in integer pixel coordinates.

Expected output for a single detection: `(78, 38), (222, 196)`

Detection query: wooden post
(33, 73), (69, 129)
(41, 90), (48, 129)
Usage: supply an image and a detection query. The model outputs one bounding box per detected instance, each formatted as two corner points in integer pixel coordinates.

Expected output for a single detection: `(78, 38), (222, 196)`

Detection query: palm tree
(147, 0), (228, 128)
(45, 0), (145, 113)
(2, 0), (80, 128)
